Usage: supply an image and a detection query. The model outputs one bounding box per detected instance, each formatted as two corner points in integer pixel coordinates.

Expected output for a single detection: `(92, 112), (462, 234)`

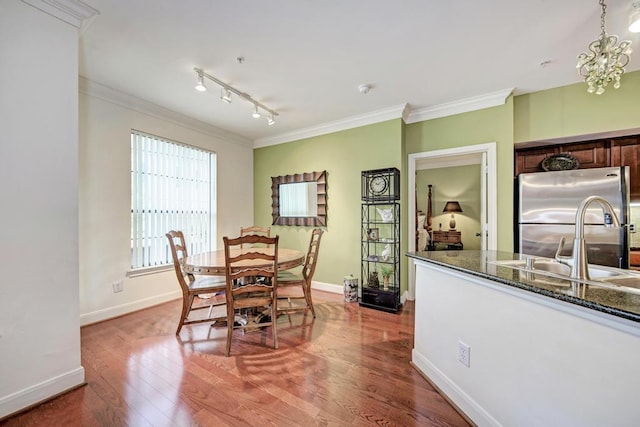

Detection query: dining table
(182, 247), (305, 276)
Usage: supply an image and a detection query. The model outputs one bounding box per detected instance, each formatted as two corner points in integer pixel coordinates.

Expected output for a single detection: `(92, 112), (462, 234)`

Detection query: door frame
(407, 142), (497, 299)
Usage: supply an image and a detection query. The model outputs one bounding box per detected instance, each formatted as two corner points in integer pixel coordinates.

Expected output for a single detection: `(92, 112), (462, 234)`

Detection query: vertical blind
(131, 131), (214, 269)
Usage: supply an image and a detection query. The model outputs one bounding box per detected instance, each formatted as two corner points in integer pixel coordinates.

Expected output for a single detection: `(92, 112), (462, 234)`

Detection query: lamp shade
(443, 201), (463, 213)
(443, 201), (462, 230)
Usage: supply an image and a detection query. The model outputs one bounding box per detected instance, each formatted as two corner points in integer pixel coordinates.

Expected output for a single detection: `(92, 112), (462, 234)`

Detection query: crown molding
(79, 77), (253, 148)
(405, 88), (514, 124)
(255, 89), (514, 148)
(254, 104), (408, 148)
(22, 0), (99, 28)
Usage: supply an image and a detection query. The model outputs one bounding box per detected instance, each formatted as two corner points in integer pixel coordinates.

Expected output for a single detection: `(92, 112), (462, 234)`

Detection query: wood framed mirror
(271, 170), (326, 226)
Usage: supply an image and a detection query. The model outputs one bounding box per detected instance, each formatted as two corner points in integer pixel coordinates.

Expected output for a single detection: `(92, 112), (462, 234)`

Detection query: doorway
(407, 142), (497, 300)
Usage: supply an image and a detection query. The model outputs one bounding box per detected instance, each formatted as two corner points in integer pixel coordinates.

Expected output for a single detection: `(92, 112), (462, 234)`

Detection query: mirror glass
(279, 182), (318, 217)
(271, 171), (326, 226)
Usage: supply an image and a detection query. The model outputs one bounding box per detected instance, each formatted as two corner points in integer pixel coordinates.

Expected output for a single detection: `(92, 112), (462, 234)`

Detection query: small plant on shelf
(380, 265), (394, 290)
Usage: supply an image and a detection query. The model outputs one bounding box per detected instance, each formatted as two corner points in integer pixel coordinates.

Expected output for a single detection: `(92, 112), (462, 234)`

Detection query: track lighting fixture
(193, 67), (278, 125)
(195, 73), (207, 92)
(220, 88), (232, 103)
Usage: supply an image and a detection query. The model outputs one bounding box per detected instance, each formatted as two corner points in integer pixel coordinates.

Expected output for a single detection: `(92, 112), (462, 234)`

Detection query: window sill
(127, 265), (172, 278)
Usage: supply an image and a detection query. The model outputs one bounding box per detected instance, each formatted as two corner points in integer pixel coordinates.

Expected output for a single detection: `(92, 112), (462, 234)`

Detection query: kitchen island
(407, 250), (640, 427)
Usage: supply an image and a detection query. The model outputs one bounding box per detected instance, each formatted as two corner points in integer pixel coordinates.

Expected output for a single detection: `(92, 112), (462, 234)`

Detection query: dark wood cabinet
(515, 141), (610, 175)
(559, 141), (609, 169)
(612, 136), (640, 200)
(515, 146), (556, 174)
(431, 230), (463, 249)
(515, 135), (640, 201)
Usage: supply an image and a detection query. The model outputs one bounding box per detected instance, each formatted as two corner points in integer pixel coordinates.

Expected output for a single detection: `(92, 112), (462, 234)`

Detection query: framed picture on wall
(367, 228), (379, 241)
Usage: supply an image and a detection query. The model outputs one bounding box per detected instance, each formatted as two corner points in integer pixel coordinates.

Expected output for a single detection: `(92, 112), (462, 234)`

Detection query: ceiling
(78, 0), (640, 146)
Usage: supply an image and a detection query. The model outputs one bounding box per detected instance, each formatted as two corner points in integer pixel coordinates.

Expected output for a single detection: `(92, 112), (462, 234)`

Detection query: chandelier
(577, 0), (632, 95)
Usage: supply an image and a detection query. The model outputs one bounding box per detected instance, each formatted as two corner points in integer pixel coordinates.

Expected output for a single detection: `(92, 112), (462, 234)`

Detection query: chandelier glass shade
(577, 0), (632, 95)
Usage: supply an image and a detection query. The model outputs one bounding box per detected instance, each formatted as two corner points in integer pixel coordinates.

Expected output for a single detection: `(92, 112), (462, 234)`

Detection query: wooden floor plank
(3, 291), (470, 427)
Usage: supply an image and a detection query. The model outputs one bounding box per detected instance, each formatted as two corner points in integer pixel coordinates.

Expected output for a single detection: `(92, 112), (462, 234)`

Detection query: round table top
(182, 247), (304, 276)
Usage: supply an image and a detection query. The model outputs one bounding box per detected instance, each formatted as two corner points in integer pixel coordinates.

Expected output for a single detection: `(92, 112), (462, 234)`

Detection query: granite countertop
(407, 250), (640, 323)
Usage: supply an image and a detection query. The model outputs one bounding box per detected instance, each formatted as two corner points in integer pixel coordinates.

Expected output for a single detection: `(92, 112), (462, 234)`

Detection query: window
(130, 131), (216, 270)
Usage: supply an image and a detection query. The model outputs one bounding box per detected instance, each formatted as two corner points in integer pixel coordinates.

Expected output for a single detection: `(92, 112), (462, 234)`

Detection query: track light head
(220, 88), (232, 103)
(252, 105), (261, 118)
(195, 73), (207, 92)
(267, 114), (275, 126)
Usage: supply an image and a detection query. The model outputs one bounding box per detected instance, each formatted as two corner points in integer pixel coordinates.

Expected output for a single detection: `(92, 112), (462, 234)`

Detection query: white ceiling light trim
(254, 104), (408, 148)
(21, 0), (99, 28)
(405, 88), (514, 124)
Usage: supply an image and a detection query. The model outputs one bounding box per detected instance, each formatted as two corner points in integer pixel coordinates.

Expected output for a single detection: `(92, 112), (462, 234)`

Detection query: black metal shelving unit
(360, 168), (401, 313)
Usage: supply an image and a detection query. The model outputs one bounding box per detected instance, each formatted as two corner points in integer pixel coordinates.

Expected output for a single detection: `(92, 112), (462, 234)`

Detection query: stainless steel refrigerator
(518, 166), (630, 268)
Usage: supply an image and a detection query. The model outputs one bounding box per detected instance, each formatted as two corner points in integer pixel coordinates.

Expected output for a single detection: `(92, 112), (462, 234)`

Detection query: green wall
(515, 70), (640, 143)
(417, 165), (482, 250)
(254, 70), (640, 293)
(405, 97), (515, 251)
(254, 119), (403, 291)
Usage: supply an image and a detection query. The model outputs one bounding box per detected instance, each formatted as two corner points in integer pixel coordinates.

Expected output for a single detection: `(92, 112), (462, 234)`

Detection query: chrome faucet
(555, 195), (620, 280)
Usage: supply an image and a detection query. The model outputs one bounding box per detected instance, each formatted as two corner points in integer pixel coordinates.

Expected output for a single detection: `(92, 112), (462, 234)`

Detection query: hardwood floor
(3, 291), (470, 426)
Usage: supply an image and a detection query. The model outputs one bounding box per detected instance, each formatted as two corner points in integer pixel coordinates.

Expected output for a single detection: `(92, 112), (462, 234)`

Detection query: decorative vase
(376, 207), (393, 223)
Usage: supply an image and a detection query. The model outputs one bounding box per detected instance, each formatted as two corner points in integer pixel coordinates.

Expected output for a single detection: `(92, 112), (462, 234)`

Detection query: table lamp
(443, 201), (463, 230)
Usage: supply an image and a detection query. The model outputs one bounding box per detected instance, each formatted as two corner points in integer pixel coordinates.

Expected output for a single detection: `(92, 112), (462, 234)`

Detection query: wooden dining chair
(223, 234), (279, 356)
(166, 230), (226, 335)
(239, 226), (271, 248)
(277, 228), (324, 318)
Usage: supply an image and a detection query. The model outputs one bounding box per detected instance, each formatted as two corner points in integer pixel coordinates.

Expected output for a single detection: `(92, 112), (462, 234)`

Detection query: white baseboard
(80, 290), (181, 326)
(312, 282), (410, 304)
(81, 283), (340, 327)
(411, 349), (501, 427)
(311, 280), (342, 294)
(0, 366), (85, 419)
(401, 290), (409, 305)
(80, 284), (399, 324)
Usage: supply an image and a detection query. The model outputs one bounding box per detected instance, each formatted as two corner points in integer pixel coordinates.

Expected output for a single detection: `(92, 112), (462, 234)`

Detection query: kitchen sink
(598, 277), (640, 290)
(488, 257), (640, 295)
(489, 258), (621, 278)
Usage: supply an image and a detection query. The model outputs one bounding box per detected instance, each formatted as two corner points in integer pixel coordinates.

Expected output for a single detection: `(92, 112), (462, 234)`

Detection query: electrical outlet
(457, 340), (470, 367)
(630, 223), (637, 233)
(112, 280), (123, 293)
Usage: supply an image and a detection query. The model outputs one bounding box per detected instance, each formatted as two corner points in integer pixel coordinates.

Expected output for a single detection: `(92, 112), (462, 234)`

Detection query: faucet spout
(556, 195), (620, 281)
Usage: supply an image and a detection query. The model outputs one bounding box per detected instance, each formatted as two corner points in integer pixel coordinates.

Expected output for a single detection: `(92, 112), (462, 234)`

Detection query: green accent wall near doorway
(254, 119), (404, 292)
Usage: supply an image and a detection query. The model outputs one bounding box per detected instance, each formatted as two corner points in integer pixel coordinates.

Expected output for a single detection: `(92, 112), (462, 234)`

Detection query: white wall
(78, 79), (254, 325)
(412, 261), (640, 427)
(0, 1), (84, 417)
